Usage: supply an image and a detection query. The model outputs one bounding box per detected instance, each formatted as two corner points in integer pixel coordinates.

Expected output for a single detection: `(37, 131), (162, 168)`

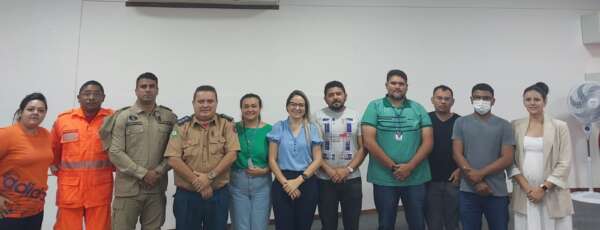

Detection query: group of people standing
(0, 69), (574, 230)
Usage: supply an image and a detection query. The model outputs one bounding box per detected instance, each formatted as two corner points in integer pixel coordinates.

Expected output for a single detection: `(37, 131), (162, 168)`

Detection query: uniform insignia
(117, 106), (131, 112)
(128, 115), (138, 121)
(170, 130), (178, 137)
(154, 111), (162, 122)
(177, 115), (192, 125)
(158, 105), (172, 111)
(219, 113), (234, 122)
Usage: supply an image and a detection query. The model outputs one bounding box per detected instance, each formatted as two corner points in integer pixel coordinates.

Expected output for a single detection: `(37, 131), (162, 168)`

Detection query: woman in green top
(230, 93), (273, 230)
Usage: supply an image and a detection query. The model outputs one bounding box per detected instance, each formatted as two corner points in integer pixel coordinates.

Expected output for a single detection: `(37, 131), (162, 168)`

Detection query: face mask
(473, 99), (491, 115)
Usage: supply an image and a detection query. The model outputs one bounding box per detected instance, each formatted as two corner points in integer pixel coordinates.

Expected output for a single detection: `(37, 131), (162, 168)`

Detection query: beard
(388, 93), (405, 101)
(328, 101), (345, 111)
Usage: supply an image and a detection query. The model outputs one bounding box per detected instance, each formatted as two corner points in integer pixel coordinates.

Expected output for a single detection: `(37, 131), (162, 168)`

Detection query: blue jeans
(229, 169), (272, 230)
(173, 186), (229, 230)
(373, 184), (426, 230)
(459, 191), (509, 230)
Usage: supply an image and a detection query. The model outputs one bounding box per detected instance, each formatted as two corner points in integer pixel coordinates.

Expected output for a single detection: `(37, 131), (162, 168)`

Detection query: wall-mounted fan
(568, 82), (600, 204)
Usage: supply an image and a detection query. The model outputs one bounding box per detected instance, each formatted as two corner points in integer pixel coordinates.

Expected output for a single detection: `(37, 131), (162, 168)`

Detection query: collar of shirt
(382, 95), (411, 109)
(131, 102), (157, 114)
(131, 102), (163, 121)
(71, 107), (111, 119)
(191, 115), (218, 129)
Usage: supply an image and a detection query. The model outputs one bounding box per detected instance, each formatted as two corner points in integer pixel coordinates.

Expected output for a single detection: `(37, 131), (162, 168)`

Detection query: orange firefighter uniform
(51, 108), (114, 230)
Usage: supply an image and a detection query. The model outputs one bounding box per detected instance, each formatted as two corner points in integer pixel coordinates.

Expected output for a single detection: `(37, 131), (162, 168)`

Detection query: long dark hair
(13, 92), (48, 122)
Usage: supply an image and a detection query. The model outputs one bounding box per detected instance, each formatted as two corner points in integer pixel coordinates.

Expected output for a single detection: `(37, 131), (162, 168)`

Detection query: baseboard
(570, 188), (600, 192)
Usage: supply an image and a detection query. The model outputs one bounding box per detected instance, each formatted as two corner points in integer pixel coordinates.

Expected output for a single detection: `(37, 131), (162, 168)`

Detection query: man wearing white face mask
(451, 83), (515, 230)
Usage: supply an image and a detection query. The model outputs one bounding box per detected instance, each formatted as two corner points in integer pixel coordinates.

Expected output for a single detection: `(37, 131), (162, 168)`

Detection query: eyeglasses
(288, 103), (305, 109)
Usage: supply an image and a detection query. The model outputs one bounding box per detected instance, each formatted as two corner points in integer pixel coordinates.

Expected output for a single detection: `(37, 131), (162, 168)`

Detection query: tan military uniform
(101, 102), (176, 230)
(164, 114), (240, 191)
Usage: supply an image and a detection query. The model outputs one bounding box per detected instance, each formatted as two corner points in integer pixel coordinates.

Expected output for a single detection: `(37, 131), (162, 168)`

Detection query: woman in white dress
(510, 82), (574, 230)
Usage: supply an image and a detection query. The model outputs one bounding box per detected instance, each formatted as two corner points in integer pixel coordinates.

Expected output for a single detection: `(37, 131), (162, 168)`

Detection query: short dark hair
(286, 90), (310, 120)
(433, 85), (453, 97)
(136, 72), (158, 87)
(79, 80), (104, 94)
(386, 69), (408, 82)
(14, 92), (47, 122)
(523, 82), (549, 102)
(323, 80), (346, 96)
(471, 83), (494, 96)
(193, 85), (218, 101)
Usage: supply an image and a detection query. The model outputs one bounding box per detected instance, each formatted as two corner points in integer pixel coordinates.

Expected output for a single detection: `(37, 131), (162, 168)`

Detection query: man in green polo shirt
(361, 69), (433, 230)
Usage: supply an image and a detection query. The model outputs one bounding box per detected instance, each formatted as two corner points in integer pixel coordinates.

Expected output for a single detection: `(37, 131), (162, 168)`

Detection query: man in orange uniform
(50, 80), (114, 230)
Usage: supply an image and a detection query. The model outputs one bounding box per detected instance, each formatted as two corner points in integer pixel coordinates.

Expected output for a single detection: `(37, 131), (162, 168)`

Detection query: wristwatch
(207, 171), (217, 180)
(347, 166), (354, 173)
(539, 184), (548, 191)
(301, 173), (310, 180)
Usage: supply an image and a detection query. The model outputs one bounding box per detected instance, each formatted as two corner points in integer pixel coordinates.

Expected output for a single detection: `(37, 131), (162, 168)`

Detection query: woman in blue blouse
(268, 90), (323, 230)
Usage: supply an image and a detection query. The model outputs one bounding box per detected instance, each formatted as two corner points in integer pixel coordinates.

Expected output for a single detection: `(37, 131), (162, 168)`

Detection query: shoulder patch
(117, 106), (131, 112)
(219, 113), (234, 122)
(158, 105), (172, 111)
(177, 115), (192, 125)
(57, 109), (75, 118)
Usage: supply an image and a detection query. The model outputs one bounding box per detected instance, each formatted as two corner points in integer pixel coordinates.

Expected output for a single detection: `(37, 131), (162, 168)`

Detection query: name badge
(61, 130), (79, 143)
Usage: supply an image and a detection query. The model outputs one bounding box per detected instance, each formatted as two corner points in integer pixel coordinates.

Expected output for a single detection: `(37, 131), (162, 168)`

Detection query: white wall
(2, 0), (600, 229)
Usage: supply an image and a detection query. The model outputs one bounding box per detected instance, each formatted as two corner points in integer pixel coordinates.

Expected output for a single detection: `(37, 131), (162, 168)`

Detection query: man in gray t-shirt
(452, 83), (514, 230)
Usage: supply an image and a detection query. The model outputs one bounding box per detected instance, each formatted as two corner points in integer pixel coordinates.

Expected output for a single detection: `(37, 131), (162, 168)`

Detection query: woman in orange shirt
(0, 92), (53, 230)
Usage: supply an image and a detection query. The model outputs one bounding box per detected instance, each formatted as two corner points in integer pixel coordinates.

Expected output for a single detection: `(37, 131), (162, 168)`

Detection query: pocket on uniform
(182, 139), (200, 161)
(57, 176), (81, 205)
(60, 130), (80, 143)
(112, 197), (125, 211)
(125, 125), (144, 135)
(158, 124), (172, 133)
(92, 174), (113, 202)
(60, 130), (81, 158)
(209, 137), (226, 155)
(93, 173), (113, 185)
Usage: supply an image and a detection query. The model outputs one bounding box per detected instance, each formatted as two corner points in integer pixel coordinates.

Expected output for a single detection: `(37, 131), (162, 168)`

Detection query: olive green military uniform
(164, 114), (240, 190)
(101, 102), (176, 230)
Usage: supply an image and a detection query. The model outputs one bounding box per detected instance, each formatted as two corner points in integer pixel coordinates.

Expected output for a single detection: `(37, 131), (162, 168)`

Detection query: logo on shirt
(2, 173), (46, 201)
